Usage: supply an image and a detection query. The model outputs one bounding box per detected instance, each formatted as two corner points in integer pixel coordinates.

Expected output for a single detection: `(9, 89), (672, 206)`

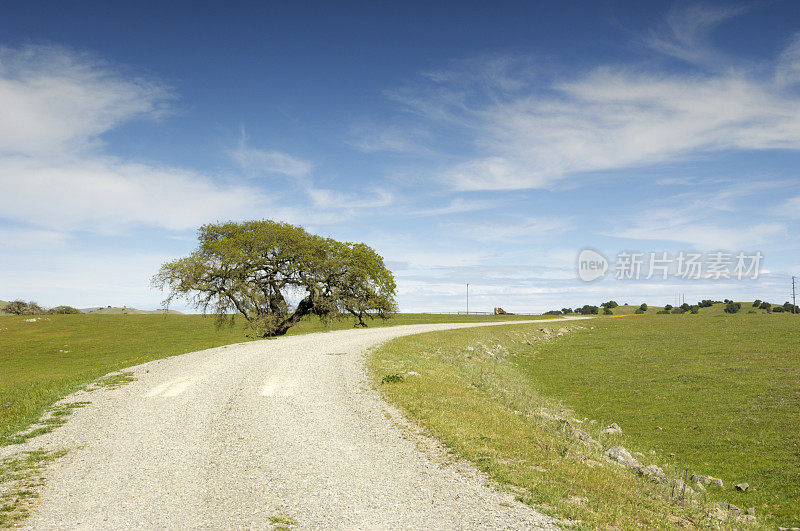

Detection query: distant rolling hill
(0, 300), (181, 315)
(79, 307), (183, 315)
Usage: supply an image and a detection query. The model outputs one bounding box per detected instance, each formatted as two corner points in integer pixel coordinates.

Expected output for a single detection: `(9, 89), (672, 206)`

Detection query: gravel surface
(7, 318), (587, 529)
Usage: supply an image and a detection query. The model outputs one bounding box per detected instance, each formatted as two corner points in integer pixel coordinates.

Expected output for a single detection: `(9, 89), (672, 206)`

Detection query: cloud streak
(383, 21), (800, 191)
(0, 45), (171, 156)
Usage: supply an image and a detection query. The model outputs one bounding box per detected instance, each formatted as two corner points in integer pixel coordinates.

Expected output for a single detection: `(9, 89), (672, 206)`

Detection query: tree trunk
(271, 293), (315, 336)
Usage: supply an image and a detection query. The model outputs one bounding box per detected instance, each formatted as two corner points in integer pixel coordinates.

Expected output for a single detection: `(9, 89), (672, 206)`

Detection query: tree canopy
(153, 220), (397, 336)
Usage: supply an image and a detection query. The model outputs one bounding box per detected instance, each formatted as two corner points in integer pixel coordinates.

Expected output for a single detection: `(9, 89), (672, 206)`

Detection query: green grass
(369, 313), (800, 528)
(515, 313), (800, 527)
(0, 312), (547, 445)
(269, 514), (297, 528)
(0, 449), (68, 527)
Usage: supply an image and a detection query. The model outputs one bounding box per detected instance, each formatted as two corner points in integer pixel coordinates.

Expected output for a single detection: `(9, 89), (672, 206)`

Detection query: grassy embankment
(0, 312), (541, 445)
(369, 313), (800, 528)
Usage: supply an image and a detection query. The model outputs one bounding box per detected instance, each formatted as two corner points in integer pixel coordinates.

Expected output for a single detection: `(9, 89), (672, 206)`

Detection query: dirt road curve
(12, 319), (585, 529)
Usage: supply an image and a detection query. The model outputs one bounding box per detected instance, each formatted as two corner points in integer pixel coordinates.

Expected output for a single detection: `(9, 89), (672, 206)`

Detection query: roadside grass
(369, 314), (800, 528)
(0, 314), (253, 445)
(0, 449), (68, 527)
(369, 323), (705, 528)
(515, 313), (800, 527)
(0, 312), (548, 446)
(269, 513), (297, 529)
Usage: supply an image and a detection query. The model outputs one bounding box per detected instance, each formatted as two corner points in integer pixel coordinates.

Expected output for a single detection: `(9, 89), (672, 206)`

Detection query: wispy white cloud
(446, 216), (569, 243)
(229, 129), (313, 177)
(380, 10), (800, 192)
(349, 124), (432, 154)
(644, 3), (751, 67)
(606, 183), (790, 249)
(775, 195), (800, 219)
(0, 155), (270, 232)
(614, 221), (786, 250)
(0, 45), (171, 156)
(231, 131), (394, 211)
(0, 46), (278, 234)
(0, 228), (70, 248)
(410, 197), (495, 217)
(307, 188), (393, 209)
(776, 32), (800, 86)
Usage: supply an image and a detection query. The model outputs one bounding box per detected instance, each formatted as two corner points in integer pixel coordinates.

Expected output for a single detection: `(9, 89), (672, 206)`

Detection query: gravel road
(9, 319), (585, 529)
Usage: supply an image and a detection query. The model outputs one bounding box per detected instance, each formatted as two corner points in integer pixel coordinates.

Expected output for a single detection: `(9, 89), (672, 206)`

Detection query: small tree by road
(153, 220), (397, 337)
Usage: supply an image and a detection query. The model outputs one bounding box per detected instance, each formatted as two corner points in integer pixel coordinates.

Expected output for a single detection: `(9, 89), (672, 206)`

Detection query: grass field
(369, 313), (800, 528)
(0, 312), (544, 445)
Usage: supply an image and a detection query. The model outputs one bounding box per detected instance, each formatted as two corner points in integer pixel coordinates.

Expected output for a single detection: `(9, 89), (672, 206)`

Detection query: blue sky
(1, 1), (799, 313)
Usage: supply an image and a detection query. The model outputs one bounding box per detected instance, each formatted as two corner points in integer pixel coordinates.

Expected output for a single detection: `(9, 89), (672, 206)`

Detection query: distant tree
(49, 305), (81, 314)
(783, 302), (799, 313)
(601, 300), (619, 309)
(759, 301), (772, 311)
(561, 307), (573, 314)
(603, 307), (613, 315)
(153, 220), (397, 337)
(724, 301), (742, 314)
(578, 305), (599, 315)
(671, 307), (684, 314)
(680, 303), (690, 311)
(690, 306), (699, 314)
(698, 300), (714, 308)
(724, 299), (733, 304)
(544, 310), (563, 315)
(664, 304), (673, 311)
(639, 303), (648, 311)
(5, 300), (45, 315)
(752, 299), (762, 307)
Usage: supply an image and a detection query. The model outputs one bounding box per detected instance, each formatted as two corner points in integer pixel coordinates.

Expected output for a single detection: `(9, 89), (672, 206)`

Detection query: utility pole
(793, 276), (797, 314)
(466, 283), (469, 315)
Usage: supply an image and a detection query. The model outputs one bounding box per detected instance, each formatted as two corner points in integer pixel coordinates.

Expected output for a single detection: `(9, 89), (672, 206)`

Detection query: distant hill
(80, 306), (183, 315)
(0, 300), (181, 315)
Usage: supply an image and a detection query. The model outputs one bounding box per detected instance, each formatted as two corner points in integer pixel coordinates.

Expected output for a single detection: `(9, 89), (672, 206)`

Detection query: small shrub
(698, 300), (714, 308)
(671, 307), (685, 314)
(601, 301), (619, 309)
(634, 308), (645, 314)
(49, 306), (81, 314)
(772, 306), (784, 313)
(759, 301), (771, 311)
(603, 308), (613, 315)
(724, 302), (742, 314)
(639, 303), (648, 311)
(752, 299), (762, 307)
(381, 373), (404, 384)
(690, 306), (699, 314)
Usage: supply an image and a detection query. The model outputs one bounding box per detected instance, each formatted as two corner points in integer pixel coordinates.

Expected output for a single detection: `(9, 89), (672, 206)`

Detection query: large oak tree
(153, 220), (397, 336)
